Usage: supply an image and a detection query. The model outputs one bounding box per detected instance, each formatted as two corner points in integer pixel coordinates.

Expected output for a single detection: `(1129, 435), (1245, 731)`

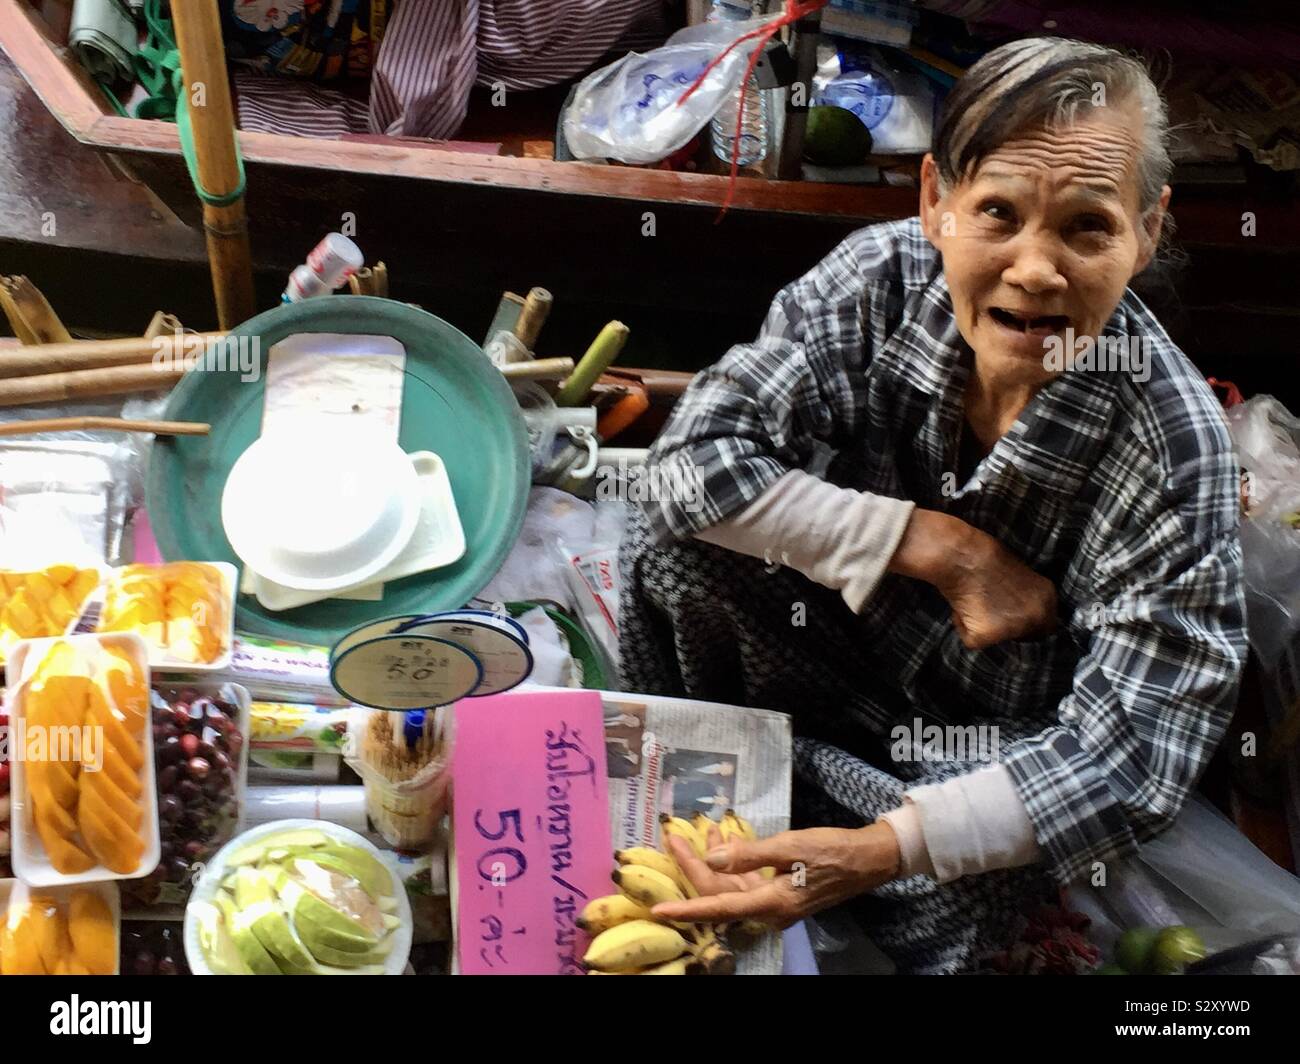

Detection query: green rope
(132, 0), (246, 208)
(96, 79), (129, 117)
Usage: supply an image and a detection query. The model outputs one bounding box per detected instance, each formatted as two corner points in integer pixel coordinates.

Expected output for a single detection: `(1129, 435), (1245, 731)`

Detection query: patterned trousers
(617, 504), (1056, 974)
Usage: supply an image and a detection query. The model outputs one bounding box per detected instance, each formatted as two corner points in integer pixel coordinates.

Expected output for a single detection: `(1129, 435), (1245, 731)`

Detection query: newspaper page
(599, 689), (793, 975)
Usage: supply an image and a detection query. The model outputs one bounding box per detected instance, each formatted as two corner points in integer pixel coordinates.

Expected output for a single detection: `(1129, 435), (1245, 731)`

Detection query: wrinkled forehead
(967, 109), (1147, 211)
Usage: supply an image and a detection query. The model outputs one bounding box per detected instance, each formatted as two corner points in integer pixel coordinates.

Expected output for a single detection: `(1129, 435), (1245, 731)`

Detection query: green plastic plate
(146, 297), (530, 645)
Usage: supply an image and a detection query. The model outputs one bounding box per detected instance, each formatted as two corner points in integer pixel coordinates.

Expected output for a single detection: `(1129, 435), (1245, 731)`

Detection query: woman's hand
(890, 508), (1057, 649)
(650, 823), (902, 930)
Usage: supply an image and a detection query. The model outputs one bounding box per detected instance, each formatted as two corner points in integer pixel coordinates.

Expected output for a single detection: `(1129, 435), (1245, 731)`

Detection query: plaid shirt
(641, 217), (1248, 883)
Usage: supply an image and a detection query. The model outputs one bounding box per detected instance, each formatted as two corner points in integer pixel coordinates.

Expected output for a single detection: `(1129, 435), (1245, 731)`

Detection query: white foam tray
(6, 633), (160, 887)
(0, 877), (121, 975)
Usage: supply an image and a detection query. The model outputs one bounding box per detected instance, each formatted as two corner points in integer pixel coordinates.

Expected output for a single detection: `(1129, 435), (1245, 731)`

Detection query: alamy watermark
(593, 457), (704, 513)
(889, 717), (1001, 764)
(0, 721), (103, 772)
(152, 332), (261, 383)
(1043, 327), (1150, 383)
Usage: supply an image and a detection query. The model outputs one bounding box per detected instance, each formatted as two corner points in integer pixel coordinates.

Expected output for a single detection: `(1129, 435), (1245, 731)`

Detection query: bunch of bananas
(578, 810), (764, 975)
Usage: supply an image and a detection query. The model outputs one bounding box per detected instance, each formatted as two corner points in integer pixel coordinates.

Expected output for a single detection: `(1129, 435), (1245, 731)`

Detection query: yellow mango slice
(28, 757), (80, 811)
(44, 565), (77, 586)
(67, 569), (100, 605)
(68, 892), (116, 975)
(2, 590), (43, 637)
(78, 795), (144, 874)
(99, 748), (143, 801)
(84, 684), (143, 773)
(34, 808), (96, 876)
(97, 648), (148, 737)
(81, 768), (143, 832)
(1, 908), (47, 975)
(29, 896), (70, 974)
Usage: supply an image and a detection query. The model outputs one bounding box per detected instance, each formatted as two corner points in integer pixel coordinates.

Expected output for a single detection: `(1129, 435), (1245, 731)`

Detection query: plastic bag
(1071, 796), (1300, 960)
(1226, 395), (1300, 671)
(812, 41), (936, 155)
(563, 16), (773, 164)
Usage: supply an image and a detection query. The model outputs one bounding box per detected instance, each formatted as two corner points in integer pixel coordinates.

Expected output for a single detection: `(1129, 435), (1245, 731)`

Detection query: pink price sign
(453, 690), (611, 974)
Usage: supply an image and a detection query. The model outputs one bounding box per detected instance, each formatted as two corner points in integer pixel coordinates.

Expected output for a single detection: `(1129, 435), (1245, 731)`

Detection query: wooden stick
(499, 357), (574, 381)
(513, 287), (553, 350)
(556, 322), (629, 406)
(0, 363), (188, 407)
(0, 332), (225, 379)
(348, 268), (376, 296)
(0, 417), (210, 437)
(170, 2), (256, 330)
(0, 276), (73, 344)
(373, 262), (389, 298)
(483, 292), (526, 347)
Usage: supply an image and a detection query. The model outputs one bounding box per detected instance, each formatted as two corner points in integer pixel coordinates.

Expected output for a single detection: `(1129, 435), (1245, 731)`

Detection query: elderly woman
(618, 37), (1248, 974)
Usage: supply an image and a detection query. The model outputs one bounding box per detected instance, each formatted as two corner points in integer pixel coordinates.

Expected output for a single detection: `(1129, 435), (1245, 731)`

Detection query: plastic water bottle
(708, 0), (769, 167)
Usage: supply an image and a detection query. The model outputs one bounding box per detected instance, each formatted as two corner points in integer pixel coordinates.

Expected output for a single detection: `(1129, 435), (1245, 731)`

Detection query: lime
(1114, 927), (1162, 973)
(804, 106), (873, 167)
(1150, 927), (1208, 974)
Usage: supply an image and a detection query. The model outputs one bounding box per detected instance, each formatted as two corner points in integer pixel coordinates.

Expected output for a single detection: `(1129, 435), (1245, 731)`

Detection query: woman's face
(920, 106), (1169, 383)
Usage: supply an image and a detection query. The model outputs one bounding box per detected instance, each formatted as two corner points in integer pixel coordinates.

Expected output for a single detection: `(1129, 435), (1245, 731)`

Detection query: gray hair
(933, 37), (1172, 215)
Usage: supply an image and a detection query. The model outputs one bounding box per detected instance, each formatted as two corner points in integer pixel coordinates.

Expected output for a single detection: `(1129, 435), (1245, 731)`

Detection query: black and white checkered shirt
(641, 217), (1248, 882)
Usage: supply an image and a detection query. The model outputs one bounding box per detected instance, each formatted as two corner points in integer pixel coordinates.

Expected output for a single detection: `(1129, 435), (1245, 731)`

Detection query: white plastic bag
(812, 41), (936, 155)
(1071, 796), (1300, 958)
(1226, 395), (1300, 670)
(563, 16), (773, 164)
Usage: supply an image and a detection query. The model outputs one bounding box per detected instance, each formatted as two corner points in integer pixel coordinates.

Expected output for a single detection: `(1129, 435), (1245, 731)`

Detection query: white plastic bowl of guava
(183, 818), (413, 975)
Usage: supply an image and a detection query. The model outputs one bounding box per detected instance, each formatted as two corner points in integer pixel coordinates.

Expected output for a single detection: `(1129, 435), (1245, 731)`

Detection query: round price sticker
(329, 634), (483, 710)
(395, 618), (532, 696)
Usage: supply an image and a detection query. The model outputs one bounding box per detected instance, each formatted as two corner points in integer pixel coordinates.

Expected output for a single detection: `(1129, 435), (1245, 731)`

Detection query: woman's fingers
(662, 832), (737, 895)
(652, 880), (794, 926)
(703, 831), (807, 875)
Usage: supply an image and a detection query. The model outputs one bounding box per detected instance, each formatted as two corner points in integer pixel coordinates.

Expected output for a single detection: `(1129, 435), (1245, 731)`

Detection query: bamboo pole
(0, 417), (210, 437)
(170, 1), (255, 330)
(0, 332), (224, 378)
(0, 363), (189, 407)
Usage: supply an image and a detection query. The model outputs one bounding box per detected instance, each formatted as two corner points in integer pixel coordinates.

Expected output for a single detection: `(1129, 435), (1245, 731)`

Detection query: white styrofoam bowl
(183, 818), (413, 976)
(221, 427), (420, 591)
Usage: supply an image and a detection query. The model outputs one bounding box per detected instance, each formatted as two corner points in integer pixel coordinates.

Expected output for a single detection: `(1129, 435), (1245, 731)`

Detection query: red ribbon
(676, 0), (830, 221)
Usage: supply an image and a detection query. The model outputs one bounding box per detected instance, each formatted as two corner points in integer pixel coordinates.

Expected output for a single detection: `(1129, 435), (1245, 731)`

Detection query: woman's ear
(919, 154), (945, 245)
(1135, 183), (1173, 273)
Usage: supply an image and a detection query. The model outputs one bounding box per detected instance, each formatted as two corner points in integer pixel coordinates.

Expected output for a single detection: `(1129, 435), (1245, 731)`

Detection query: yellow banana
(693, 938), (737, 975)
(723, 809), (757, 841)
(583, 920), (689, 972)
(614, 847), (697, 898)
(641, 956), (692, 975)
(612, 864), (684, 908)
(692, 812), (716, 844)
(576, 893), (653, 934)
(659, 814), (706, 857)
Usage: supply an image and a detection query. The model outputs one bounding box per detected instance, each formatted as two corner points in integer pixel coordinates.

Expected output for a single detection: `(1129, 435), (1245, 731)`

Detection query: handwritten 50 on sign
(453, 690), (611, 975)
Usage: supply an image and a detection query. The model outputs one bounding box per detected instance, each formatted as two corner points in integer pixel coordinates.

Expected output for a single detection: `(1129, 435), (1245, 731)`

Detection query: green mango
(291, 917), (393, 968)
(233, 866), (315, 972)
(195, 899), (252, 975)
(269, 865), (379, 950)
(215, 890), (282, 975)
(227, 828), (331, 868)
(287, 845), (391, 900)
